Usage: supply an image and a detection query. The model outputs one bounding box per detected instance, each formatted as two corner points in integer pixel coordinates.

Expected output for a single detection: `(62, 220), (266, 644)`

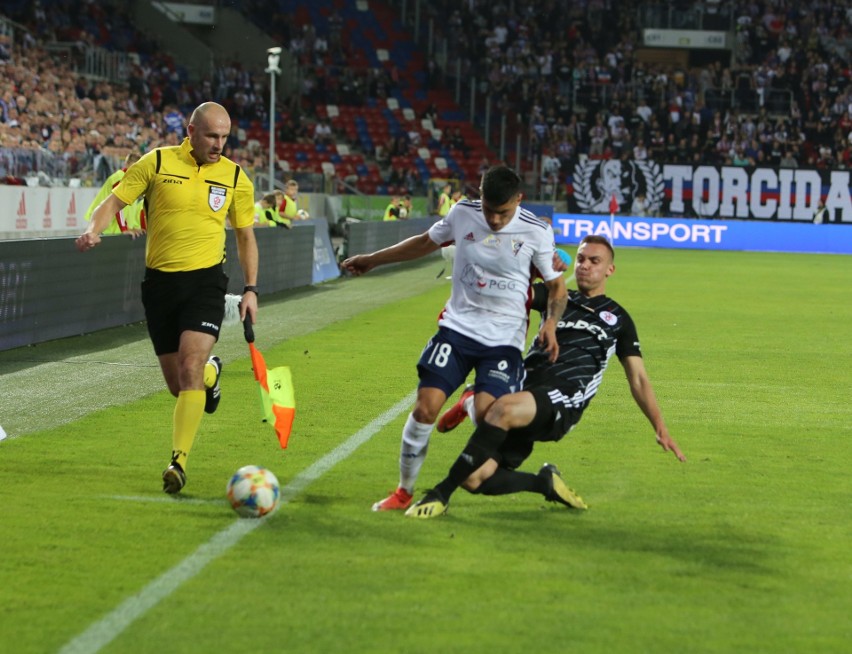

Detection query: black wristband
(243, 285), (259, 297)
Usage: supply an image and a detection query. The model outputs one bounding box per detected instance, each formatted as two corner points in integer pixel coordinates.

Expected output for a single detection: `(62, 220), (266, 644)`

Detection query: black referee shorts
(141, 264), (228, 356)
(497, 385), (583, 470)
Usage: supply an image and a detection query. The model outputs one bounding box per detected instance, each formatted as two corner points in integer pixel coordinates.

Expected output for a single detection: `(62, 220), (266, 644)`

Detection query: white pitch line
(59, 391), (416, 654)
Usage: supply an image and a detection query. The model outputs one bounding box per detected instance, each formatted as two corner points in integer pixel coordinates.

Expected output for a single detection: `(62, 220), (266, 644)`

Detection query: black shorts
(141, 264), (228, 356)
(496, 385), (584, 470)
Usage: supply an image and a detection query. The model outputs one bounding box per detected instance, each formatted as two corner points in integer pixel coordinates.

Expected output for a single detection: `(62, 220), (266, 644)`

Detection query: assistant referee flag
(243, 317), (295, 448)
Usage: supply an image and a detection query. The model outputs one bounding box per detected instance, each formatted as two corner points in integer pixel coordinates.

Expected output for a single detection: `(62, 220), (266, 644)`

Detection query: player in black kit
(406, 234), (686, 518)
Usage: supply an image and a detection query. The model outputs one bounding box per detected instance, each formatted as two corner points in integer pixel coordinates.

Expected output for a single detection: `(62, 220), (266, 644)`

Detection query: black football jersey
(524, 287), (641, 411)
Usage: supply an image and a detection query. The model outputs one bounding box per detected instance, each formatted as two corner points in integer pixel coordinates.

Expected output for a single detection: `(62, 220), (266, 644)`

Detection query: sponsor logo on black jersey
(557, 318), (608, 341)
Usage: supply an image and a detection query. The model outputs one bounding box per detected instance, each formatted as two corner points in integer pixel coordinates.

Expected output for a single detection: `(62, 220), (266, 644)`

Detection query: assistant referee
(76, 101), (259, 494)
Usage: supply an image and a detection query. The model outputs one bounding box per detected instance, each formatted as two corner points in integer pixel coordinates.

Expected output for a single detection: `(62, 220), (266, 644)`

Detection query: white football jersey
(428, 199), (560, 350)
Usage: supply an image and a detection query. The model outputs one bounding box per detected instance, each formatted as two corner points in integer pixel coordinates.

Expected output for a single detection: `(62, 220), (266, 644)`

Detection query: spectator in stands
(384, 196), (401, 221)
(313, 118), (333, 146)
(163, 105), (185, 136)
(387, 164), (406, 189)
(390, 134), (410, 157)
(375, 140), (391, 167)
(813, 199), (829, 224)
(278, 116), (298, 144)
(276, 179), (309, 220)
(449, 126), (468, 155)
(399, 195), (412, 219)
(436, 182), (452, 217)
(255, 192), (291, 228)
(588, 114), (608, 157)
(631, 192), (648, 217)
(477, 155), (491, 176)
(403, 167), (421, 195)
(0, 34), (11, 63)
(451, 189), (467, 207)
(84, 151), (145, 237)
(421, 103), (439, 125)
(778, 150), (799, 168)
(540, 150), (561, 194)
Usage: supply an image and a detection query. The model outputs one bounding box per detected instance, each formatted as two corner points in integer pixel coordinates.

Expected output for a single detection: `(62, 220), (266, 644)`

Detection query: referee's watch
(243, 285), (259, 297)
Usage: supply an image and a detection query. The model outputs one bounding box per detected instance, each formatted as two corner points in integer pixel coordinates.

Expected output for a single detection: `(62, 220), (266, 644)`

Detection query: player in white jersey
(342, 166), (567, 511)
(429, 198), (560, 352)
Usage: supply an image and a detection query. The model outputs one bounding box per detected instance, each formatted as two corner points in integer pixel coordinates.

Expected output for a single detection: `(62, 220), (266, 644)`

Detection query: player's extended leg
(461, 463), (587, 510)
(374, 327), (475, 511)
(464, 392), (586, 509)
(372, 386), (447, 511)
(406, 392), (536, 517)
(406, 390), (585, 515)
(162, 330), (216, 494)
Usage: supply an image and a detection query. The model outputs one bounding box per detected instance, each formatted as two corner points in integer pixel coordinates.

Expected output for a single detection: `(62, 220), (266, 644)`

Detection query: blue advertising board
(553, 214), (852, 255)
(310, 218), (341, 283)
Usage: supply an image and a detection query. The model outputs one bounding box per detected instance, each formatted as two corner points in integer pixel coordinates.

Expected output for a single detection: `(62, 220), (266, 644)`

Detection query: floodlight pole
(266, 47), (282, 193)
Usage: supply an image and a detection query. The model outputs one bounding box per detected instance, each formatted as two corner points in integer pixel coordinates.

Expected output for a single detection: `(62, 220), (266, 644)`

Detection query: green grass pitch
(0, 248), (850, 653)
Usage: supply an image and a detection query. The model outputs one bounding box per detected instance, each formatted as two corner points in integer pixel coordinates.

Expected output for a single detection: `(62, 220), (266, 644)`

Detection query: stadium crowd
(417, 0), (851, 178)
(0, 1), (270, 184)
(1, 1), (851, 189)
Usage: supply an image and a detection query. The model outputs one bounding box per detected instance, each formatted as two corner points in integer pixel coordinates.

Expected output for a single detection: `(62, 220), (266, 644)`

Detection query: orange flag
(244, 317), (295, 448)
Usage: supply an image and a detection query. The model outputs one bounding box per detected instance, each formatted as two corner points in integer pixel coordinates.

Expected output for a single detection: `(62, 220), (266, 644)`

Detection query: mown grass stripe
(59, 391), (415, 654)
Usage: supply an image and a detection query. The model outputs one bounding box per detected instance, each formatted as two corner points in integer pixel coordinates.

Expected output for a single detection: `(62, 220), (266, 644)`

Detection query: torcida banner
(567, 160), (852, 223)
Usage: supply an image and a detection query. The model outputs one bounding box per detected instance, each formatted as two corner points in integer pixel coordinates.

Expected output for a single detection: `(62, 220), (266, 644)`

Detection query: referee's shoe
(162, 457), (186, 494)
(204, 356), (222, 414)
(539, 463), (587, 510)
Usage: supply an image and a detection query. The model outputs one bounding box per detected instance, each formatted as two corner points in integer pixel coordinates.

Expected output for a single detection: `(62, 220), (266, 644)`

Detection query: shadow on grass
(479, 508), (774, 575)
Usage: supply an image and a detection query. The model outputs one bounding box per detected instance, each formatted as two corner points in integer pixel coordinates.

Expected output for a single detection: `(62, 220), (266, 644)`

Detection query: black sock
(434, 422), (508, 501)
(474, 468), (548, 496)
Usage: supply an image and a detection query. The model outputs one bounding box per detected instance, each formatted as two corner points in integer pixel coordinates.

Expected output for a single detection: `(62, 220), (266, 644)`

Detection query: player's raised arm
(342, 231), (440, 276)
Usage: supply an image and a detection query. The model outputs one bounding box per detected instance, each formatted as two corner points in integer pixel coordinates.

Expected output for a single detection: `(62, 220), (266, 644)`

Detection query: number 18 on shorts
(416, 327), (524, 399)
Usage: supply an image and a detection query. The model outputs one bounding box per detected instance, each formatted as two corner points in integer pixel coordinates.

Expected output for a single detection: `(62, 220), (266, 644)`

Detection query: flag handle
(243, 314), (255, 344)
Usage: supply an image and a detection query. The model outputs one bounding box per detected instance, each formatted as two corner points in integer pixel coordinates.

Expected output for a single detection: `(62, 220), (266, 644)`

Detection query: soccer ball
(296, 209), (310, 219)
(226, 465), (281, 518)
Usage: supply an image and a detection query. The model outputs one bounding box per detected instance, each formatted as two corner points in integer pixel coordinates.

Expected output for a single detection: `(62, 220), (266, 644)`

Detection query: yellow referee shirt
(114, 138), (255, 272)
